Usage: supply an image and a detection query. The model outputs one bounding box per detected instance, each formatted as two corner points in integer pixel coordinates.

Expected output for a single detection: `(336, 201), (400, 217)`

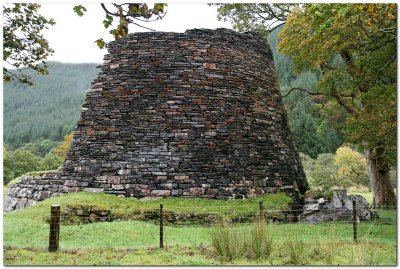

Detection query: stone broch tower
(5, 28), (308, 211)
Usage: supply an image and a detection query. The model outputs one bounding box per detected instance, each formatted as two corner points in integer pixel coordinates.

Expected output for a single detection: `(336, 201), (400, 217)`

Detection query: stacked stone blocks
(4, 28), (307, 211)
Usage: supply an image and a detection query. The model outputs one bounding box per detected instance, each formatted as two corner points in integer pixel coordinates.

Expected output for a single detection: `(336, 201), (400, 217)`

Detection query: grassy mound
(5, 191), (292, 223)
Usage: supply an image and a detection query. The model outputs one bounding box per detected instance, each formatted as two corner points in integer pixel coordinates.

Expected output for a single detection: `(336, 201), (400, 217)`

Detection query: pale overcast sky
(39, 3), (233, 63)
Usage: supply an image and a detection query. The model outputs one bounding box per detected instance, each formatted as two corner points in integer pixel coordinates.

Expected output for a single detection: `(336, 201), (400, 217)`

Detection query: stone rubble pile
(299, 189), (375, 223)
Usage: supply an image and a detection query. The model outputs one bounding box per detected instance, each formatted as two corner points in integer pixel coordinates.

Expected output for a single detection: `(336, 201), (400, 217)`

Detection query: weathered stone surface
(332, 189), (348, 208)
(83, 188), (104, 193)
(4, 28), (308, 212)
(300, 208), (353, 224)
(300, 189), (375, 223)
(151, 190), (171, 197)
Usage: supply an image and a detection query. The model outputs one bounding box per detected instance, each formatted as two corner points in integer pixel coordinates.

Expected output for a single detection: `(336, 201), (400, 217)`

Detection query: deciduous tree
(3, 3), (55, 84)
(278, 4), (396, 207)
(335, 146), (369, 187)
(213, 4), (296, 35)
(53, 133), (74, 160)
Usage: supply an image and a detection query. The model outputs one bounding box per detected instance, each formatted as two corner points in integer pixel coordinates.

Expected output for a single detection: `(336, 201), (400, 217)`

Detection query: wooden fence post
(259, 201), (264, 222)
(49, 205), (61, 251)
(352, 200), (357, 242)
(160, 203), (164, 249)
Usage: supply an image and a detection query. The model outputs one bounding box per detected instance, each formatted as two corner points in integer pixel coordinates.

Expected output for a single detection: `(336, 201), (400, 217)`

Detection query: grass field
(3, 192), (397, 265)
(349, 191), (374, 205)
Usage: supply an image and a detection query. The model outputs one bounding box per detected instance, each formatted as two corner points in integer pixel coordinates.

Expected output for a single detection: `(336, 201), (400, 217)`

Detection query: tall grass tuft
(246, 220), (274, 259)
(210, 221), (245, 261)
(285, 233), (307, 265)
(352, 238), (376, 265)
(311, 225), (337, 264)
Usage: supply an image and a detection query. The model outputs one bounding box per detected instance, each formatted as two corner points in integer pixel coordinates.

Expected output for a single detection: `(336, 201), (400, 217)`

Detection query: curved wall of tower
(5, 28), (308, 211)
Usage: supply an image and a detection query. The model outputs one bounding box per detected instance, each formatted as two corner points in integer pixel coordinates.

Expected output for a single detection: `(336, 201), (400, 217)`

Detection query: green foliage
(308, 153), (337, 190)
(53, 133), (74, 159)
(213, 4), (296, 35)
(4, 62), (99, 149)
(74, 3), (167, 49)
(3, 145), (63, 186)
(18, 138), (59, 157)
(41, 153), (63, 170)
(267, 27), (342, 157)
(3, 3), (55, 84)
(347, 84), (397, 166)
(4, 149), (43, 185)
(305, 146), (370, 190)
(335, 146), (369, 187)
(73, 5), (87, 16)
(278, 4), (397, 164)
(3, 148), (14, 185)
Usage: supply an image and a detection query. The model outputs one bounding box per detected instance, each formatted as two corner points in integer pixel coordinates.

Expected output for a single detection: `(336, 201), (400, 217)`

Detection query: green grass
(4, 238), (396, 266)
(4, 192), (291, 250)
(3, 191), (396, 265)
(348, 191), (374, 205)
(4, 191), (291, 222)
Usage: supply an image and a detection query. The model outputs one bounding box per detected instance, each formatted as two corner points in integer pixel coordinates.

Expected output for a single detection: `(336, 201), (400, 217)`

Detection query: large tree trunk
(365, 148), (396, 208)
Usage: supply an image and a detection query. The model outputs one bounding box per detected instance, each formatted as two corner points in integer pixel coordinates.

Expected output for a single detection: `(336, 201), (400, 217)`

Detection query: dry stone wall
(5, 28), (308, 211)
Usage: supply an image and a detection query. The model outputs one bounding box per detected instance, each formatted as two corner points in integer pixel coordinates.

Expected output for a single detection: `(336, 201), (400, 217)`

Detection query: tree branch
(282, 87), (322, 98)
(101, 3), (119, 17)
(269, 21), (286, 33)
(330, 88), (357, 116)
(287, 92), (309, 111)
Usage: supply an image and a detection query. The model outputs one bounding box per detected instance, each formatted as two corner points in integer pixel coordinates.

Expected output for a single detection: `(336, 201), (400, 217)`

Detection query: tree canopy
(3, 3), (55, 84)
(73, 3), (167, 49)
(278, 4), (397, 206)
(278, 4), (396, 165)
(213, 4), (296, 35)
(3, 3), (167, 84)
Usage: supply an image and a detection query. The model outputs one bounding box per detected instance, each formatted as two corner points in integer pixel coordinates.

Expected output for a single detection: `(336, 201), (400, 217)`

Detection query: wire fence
(4, 201), (395, 252)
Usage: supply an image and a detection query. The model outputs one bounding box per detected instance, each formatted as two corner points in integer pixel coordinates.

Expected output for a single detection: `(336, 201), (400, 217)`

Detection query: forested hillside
(267, 28), (342, 158)
(3, 62), (99, 149)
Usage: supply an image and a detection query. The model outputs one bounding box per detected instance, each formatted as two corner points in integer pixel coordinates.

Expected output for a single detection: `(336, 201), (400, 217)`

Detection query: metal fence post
(352, 200), (357, 242)
(160, 203), (164, 249)
(49, 205), (61, 251)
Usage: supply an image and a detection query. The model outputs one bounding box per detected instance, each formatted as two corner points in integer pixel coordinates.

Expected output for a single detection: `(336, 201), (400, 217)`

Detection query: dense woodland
(2, 26), (393, 191)
(4, 62), (99, 148)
